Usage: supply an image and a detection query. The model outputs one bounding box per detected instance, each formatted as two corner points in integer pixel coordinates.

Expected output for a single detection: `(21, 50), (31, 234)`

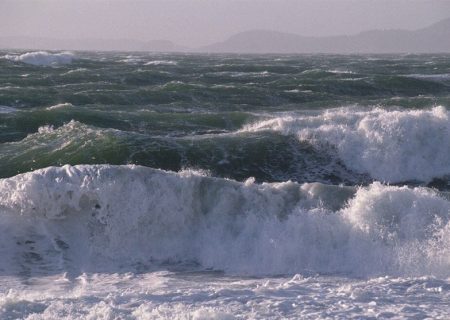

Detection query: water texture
(1, 51), (449, 319)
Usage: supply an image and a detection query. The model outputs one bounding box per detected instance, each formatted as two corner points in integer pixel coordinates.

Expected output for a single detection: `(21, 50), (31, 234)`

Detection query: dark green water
(1, 51), (450, 186)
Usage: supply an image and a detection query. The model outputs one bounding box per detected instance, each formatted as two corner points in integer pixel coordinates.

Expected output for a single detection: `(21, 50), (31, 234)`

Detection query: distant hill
(0, 36), (187, 52)
(200, 18), (450, 53)
(1, 18), (449, 53)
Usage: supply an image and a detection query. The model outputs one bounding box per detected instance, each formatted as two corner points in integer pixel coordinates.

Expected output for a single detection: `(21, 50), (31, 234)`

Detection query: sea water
(0, 51), (449, 319)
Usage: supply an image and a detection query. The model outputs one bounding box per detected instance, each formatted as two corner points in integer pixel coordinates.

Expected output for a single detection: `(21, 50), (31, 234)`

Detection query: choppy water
(0, 51), (450, 319)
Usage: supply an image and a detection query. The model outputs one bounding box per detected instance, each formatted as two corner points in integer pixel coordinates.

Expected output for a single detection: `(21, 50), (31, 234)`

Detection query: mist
(1, 0), (450, 48)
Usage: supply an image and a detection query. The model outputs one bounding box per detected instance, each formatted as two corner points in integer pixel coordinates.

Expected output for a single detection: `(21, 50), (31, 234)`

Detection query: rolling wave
(242, 106), (450, 183)
(0, 165), (448, 277)
(0, 119), (365, 184)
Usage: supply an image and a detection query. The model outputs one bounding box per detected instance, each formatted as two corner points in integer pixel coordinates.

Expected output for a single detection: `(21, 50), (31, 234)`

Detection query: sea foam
(144, 60), (178, 66)
(4, 51), (74, 66)
(0, 165), (448, 277)
(0, 105), (17, 113)
(242, 106), (450, 183)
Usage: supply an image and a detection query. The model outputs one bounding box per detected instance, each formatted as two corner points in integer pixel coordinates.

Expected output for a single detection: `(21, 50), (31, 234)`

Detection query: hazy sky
(1, 0), (449, 47)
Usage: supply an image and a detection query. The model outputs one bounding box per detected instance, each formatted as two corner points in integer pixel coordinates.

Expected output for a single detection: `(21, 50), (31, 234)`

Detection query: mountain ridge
(200, 17), (450, 53)
(1, 18), (449, 53)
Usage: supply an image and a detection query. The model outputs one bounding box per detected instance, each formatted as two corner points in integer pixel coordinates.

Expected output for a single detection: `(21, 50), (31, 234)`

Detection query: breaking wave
(0, 165), (448, 277)
(144, 60), (178, 66)
(242, 106), (450, 183)
(4, 51), (74, 66)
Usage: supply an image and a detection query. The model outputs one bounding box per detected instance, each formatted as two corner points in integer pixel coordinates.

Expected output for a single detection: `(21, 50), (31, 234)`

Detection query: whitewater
(0, 51), (450, 319)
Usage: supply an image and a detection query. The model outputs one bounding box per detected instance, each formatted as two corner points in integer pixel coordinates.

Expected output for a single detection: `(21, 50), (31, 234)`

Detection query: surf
(242, 106), (450, 183)
(0, 165), (448, 277)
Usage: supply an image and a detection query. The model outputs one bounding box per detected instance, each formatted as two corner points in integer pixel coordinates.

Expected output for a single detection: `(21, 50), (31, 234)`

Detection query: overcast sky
(1, 0), (449, 47)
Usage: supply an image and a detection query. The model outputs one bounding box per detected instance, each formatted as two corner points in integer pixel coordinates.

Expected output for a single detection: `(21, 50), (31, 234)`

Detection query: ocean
(0, 50), (449, 319)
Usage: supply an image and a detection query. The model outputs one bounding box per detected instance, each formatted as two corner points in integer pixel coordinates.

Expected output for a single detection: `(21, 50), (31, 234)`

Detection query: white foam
(37, 125), (55, 134)
(120, 56), (144, 64)
(242, 106), (450, 183)
(5, 51), (74, 66)
(0, 165), (448, 277)
(145, 60), (178, 66)
(45, 103), (74, 110)
(0, 272), (448, 319)
(329, 69), (356, 74)
(61, 68), (88, 75)
(406, 73), (450, 81)
(0, 105), (17, 113)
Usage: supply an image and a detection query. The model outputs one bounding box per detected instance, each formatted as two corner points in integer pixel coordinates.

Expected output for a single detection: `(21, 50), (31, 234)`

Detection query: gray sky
(1, 0), (449, 47)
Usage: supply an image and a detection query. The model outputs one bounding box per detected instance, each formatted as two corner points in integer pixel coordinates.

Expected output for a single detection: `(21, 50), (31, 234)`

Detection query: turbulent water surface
(0, 51), (450, 319)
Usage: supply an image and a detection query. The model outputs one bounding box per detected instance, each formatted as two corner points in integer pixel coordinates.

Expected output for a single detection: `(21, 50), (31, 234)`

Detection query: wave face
(4, 51), (74, 66)
(243, 106), (450, 183)
(1, 52), (450, 188)
(0, 165), (449, 277)
(2, 106), (450, 186)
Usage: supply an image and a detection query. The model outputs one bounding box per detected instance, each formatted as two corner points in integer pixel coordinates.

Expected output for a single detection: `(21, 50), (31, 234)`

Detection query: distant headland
(1, 17), (449, 53)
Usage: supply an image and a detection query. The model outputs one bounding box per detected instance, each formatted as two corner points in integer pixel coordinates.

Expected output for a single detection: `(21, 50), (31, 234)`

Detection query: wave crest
(242, 106), (450, 183)
(0, 165), (449, 277)
(4, 51), (74, 66)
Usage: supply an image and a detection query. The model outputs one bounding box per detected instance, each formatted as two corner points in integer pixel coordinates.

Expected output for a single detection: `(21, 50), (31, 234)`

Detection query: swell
(3, 106), (450, 187)
(2, 52), (450, 111)
(0, 165), (449, 277)
(0, 105), (251, 142)
(0, 119), (366, 185)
